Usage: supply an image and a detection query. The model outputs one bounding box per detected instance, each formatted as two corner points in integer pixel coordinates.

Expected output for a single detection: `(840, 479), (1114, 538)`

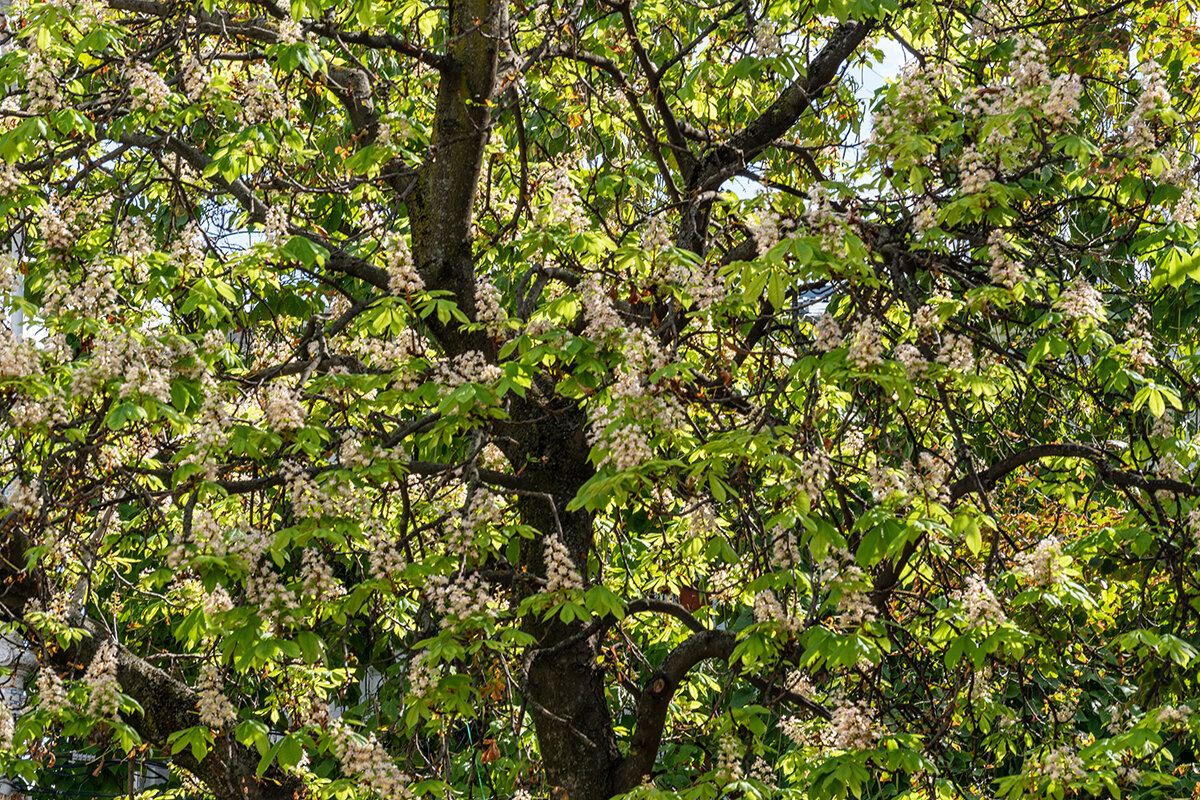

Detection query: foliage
(0, 0), (1198, 799)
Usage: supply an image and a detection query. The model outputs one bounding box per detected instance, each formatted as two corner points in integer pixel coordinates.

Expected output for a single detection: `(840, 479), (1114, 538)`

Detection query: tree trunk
(505, 396), (622, 800)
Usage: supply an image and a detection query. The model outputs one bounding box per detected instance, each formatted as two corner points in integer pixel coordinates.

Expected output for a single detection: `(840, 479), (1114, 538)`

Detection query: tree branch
(704, 18), (877, 183)
(871, 442), (1200, 606)
(611, 629), (737, 792)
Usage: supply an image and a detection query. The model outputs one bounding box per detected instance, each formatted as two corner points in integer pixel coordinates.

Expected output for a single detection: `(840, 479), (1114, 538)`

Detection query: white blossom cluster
(714, 732), (743, 783)
(1125, 336), (1157, 374)
(339, 432), (373, 470)
(328, 721), (412, 800)
(202, 586), (233, 617)
(847, 318), (885, 369)
(779, 714), (820, 747)
(752, 208), (784, 255)
(301, 550), (345, 600)
(1155, 703), (1192, 728)
(4, 478), (39, 517)
(913, 302), (942, 331)
(175, 389), (235, 484)
(1172, 184), (1200, 227)
(42, 259), (119, 321)
(770, 525), (801, 569)
(263, 383), (307, 430)
(383, 235), (423, 295)
(682, 260), (725, 312)
(867, 461), (906, 501)
(0, 701), (12, 750)
(1115, 765), (1141, 785)
(182, 57), (212, 101)
(538, 163), (588, 231)
(1012, 535), (1064, 587)
(0, 163), (24, 195)
(224, 526), (272, 573)
(1055, 279), (1105, 324)
(894, 342), (928, 380)
(1045, 73), (1083, 128)
(753, 590), (800, 634)
(84, 641), (121, 720)
(580, 280), (625, 345)
(870, 62), (961, 149)
(298, 469), (364, 522)
(0, 329), (42, 381)
(835, 586), (876, 630)
(587, 366), (682, 472)
(122, 357), (171, 404)
(264, 204), (289, 246)
(903, 452), (950, 504)
(804, 185), (846, 249)
(954, 574), (1007, 628)
(1188, 507), (1200, 552)
(1125, 62), (1170, 156)
(445, 492), (504, 558)
(474, 280), (508, 337)
(958, 147), (993, 194)
(818, 555), (877, 630)
(543, 534), (584, 592)
(824, 702), (881, 750)
(786, 669), (818, 698)
(368, 520), (407, 582)
(241, 66), (288, 124)
(37, 667), (69, 713)
(170, 221), (206, 271)
(754, 19), (781, 56)
(748, 756), (775, 789)
(115, 216), (156, 264)
(245, 565), (295, 624)
(640, 216), (672, 251)
(936, 333), (975, 374)
(283, 463), (325, 519)
(39, 0), (106, 29)
(406, 650), (438, 699)
(350, 328), (429, 375)
(1010, 36), (1050, 111)
(831, 427), (864, 463)
(197, 662), (238, 730)
(812, 313), (842, 352)
(428, 572), (492, 622)
(125, 62), (171, 112)
(798, 447), (831, 501)
(1040, 745), (1085, 782)
(11, 392), (67, 431)
(24, 51), (61, 115)
(653, 254), (724, 313)
(277, 17), (304, 43)
(988, 231), (1026, 289)
(911, 197), (937, 237)
(969, 0), (1031, 39)
(38, 194), (87, 251)
(433, 350), (502, 390)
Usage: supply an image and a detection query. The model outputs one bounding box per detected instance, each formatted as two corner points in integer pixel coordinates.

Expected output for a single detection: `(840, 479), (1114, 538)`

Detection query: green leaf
(964, 518), (983, 556)
(279, 236), (329, 268)
(1150, 245), (1200, 289)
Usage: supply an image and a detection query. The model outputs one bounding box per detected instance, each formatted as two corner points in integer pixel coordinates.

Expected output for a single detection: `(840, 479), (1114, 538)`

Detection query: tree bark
(504, 395), (623, 800)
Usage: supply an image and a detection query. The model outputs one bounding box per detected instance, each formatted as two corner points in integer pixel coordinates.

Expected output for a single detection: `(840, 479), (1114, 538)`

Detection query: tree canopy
(1, 0), (1199, 798)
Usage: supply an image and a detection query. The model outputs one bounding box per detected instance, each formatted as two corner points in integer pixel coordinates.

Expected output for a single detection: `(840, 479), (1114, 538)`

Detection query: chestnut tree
(0, 0), (1198, 799)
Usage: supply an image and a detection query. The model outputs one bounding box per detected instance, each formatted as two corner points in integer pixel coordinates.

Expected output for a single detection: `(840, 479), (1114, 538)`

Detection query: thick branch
(872, 442), (1200, 605)
(678, 18), (876, 253)
(611, 629), (737, 792)
(705, 19), (876, 182)
(407, 0), (506, 357)
(0, 567), (300, 799)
